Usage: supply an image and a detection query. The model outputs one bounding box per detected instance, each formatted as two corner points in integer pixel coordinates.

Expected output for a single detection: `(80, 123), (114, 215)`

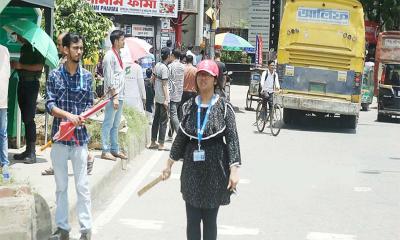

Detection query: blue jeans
(51, 143), (91, 233)
(102, 100), (124, 153)
(0, 109), (8, 167)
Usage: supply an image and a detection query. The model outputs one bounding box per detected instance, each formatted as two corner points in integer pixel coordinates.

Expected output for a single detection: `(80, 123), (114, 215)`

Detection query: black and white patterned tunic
(170, 95), (241, 209)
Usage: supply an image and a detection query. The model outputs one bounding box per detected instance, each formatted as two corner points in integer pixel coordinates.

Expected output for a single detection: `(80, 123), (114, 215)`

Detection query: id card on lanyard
(194, 95), (215, 162)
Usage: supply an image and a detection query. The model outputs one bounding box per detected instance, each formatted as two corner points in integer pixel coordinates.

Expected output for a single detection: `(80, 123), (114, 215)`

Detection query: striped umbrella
(215, 33), (255, 53)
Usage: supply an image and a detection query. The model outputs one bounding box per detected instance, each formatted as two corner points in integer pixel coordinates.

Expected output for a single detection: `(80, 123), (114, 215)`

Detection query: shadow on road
(360, 169), (400, 175)
(232, 106), (245, 114)
(252, 130), (271, 135)
(374, 117), (400, 124)
(283, 116), (357, 134)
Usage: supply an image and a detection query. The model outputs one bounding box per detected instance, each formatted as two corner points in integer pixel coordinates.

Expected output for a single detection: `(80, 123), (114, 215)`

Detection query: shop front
(87, 0), (178, 55)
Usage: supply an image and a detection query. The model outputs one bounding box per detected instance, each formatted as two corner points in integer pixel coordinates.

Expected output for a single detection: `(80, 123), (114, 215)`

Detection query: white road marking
(218, 225), (260, 235)
(353, 187), (372, 192)
(307, 232), (357, 240)
(239, 179), (251, 184)
(119, 218), (164, 230)
(92, 151), (164, 234)
(150, 172), (251, 184)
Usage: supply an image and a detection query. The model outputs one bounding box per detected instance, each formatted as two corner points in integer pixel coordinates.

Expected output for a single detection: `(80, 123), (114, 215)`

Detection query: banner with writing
(87, 0), (178, 18)
(255, 34), (259, 65)
(258, 34), (263, 65)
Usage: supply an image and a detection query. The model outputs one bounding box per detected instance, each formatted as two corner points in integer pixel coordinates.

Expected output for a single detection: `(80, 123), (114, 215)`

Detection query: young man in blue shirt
(46, 33), (93, 240)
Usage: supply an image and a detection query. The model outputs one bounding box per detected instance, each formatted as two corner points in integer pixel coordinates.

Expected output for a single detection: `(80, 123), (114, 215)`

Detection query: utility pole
(209, 0), (221, 59)
(209, 0), (215, 59)
(196, 0), (205, 46)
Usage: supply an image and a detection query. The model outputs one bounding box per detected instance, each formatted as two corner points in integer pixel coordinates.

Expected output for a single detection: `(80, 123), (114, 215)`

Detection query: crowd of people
(0, 29), (245, 240)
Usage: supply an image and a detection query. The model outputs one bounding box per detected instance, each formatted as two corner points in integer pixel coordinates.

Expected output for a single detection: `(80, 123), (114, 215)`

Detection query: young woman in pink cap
(162, 60), (241, 240)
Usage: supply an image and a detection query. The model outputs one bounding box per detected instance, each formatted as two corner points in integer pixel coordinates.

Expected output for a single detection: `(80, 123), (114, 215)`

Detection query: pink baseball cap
(197, 60), (219, 77)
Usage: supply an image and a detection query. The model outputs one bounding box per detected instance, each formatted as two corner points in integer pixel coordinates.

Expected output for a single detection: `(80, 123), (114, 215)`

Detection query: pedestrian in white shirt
(260, 60), (280, 109)
(121, 47), (146, 113)
(101, 30), (128, 161)
(186, 45), (197, 66)
(0, 44), (10, 170)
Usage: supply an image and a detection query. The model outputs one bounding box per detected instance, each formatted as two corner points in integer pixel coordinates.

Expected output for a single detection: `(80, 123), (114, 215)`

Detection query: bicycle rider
(260, 60), (280, 110)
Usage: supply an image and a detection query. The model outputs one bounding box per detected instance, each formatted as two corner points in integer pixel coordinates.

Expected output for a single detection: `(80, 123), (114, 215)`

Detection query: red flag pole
(39, 93), (117, 152)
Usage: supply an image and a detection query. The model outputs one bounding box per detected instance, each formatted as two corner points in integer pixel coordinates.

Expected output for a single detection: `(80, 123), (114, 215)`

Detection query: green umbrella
(0, 0), (11, 14)
(2, 19), (59, 68)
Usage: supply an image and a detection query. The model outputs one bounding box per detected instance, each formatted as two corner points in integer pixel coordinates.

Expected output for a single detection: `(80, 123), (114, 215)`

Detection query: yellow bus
(277, 0), (365, 129)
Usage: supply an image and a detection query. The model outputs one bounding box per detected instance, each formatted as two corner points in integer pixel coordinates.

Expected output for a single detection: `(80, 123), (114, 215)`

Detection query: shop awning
(9, 0), (54, 9)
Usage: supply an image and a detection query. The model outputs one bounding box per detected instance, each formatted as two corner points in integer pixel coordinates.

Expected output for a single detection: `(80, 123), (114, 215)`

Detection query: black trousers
(145, 80), (155, 113)
(261, 92), (273, 110)
(151, 103), (168, 144)
(17, 80), (39, 145)
(186, 202), (219, 240)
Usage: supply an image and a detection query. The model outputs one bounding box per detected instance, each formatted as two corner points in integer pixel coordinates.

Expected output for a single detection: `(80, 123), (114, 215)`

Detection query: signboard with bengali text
(131, 24), (154, 37)
(248, 0), (270, 51)
(297, 7), (349, 25)
(384, 39), (400, 49)
(87, 0), (178, 18)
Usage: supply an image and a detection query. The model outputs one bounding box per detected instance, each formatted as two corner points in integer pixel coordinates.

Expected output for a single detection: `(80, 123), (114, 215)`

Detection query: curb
(0, 185), (36, 240)
(37, 128), (150, 239)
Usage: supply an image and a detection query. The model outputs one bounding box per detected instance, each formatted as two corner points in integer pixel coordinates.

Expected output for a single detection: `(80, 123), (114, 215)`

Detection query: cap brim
(197, 69), (217, 77)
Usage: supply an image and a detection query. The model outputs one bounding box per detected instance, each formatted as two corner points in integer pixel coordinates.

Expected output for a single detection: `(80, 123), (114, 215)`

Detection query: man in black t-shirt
(214, 50), (227, 97)
(10, 34), (45, 164)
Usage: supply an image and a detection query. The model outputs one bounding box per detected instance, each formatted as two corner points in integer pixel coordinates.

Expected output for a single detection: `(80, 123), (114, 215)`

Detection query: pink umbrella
(123, 37), (152, 61)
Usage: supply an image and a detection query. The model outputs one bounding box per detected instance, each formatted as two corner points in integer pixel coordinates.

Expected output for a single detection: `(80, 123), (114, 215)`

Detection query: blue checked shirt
(46, 65), (94, 146)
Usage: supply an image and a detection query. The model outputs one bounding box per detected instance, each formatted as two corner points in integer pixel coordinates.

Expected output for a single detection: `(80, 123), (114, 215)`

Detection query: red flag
(53, 98), (112, 144)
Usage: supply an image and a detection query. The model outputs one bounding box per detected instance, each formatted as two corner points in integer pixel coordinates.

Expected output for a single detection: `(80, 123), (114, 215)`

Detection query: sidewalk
(5, 129), (149, 240)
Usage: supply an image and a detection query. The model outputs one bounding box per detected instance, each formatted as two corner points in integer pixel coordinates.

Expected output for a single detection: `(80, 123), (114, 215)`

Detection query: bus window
(385, 64), (400, 86)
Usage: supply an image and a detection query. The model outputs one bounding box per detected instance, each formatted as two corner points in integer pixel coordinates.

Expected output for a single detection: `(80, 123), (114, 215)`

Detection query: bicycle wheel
(270, 104), (282, 136)
(256, 101), (267, 132)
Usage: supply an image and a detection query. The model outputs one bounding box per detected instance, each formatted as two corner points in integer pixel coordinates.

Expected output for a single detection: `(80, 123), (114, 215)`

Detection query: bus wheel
(361, 103), (369, 111)
(348, 115), (358, 129)
(377, 113), (388, 122)
(342, 115), (357, 129)
(283, 108), (294, 124)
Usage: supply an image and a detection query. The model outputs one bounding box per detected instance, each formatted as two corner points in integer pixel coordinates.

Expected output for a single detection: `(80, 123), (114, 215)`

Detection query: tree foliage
(360, 0), (400, 30)
(54, 0), (113, 61)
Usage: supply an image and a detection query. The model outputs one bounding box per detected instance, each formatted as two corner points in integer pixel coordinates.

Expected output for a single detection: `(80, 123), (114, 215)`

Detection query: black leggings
(186, 202), (219, 240)
(17, 80), (39, 144)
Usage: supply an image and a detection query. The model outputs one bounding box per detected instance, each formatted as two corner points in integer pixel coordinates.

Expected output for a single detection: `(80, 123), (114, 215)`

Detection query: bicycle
(255, 91), (283, 136)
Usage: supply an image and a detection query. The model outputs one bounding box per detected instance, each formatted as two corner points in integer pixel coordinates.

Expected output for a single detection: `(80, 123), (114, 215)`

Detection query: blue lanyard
(62, 65), (83, 90)
(197, 95), (215, 150)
